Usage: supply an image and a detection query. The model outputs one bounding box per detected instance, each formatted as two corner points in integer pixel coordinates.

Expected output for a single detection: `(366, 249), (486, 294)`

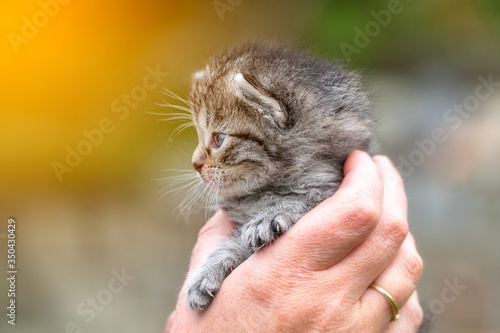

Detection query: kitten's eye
(213, 133), (226, 148)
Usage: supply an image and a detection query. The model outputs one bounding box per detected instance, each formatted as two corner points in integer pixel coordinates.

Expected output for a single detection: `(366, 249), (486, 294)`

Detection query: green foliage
(297, 0), (500, 70)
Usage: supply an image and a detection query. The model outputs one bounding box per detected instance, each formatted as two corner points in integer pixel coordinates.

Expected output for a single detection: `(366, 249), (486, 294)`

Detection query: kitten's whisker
(156, 103), (193, 114)
(169, 122), (195, 140)
(148, 112), (193, 120)
(148, 110), (192, 117)
(206, 176), (221, 218)
(161, 88), (193, 107)
(203, 182), (213, 220)
(159, 178), (201, 199)
(160, 116), (192, 122)
(154, 170), (200, 203)
(153, 171), (197, 184)
(180, 179), (209, 216)
(160, 169), (196, 173)
(153, 172), (197, 182)
(210, 179), (222, 217)
(148, 93), (195, 141)
(191, 182), (211, 215)
(176, 180), (205, 219)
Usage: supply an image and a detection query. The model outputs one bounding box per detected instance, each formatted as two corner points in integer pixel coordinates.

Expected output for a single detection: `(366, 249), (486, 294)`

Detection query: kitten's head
(189, 43), (373, 197)
(190, 69), (281, 196)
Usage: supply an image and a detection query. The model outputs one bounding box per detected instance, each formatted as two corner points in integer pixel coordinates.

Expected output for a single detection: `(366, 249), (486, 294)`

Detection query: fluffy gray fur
(186, 42), (376, 311)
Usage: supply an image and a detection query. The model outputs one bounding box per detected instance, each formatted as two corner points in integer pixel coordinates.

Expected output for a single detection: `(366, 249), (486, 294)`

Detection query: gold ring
(369, 283), (400, 322)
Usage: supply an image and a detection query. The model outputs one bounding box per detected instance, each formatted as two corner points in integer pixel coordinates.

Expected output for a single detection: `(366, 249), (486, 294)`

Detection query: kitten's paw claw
(271, 215), (290, 234)
(186, 256), (239, 311)
(186, 275), (221, 311)
(240, 214), (294, 250)
(187, 282), (218, 311)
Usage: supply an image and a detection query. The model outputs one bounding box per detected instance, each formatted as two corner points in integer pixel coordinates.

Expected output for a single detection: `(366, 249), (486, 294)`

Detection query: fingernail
(356, 150), (370, 159)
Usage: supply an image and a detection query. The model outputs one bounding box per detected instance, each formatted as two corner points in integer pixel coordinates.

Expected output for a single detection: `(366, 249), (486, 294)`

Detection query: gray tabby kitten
(186, 43), (376, 311)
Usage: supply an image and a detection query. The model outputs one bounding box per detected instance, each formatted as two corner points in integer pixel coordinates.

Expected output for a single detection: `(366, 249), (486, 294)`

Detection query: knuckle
(315, 297), (349, 331)
(408, 297), (425, 330)
(402, 251), (424, 284)
(347, 200), (380, 226)
(237, 263), (280, 304)
(239, 271), (262, 297)
(413, 304), (424, 329)
(382, 214), (408, 244)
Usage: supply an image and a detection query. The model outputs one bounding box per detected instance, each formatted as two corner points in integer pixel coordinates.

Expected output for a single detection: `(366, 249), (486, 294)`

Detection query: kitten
(186, 42), (376, 311)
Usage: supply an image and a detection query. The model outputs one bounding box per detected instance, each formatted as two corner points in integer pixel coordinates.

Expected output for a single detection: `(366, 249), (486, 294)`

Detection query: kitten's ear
(234, 73), (286, 128)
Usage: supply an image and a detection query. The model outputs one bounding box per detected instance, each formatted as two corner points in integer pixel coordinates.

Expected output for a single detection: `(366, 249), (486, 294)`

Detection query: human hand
(166, 151), (423, 332)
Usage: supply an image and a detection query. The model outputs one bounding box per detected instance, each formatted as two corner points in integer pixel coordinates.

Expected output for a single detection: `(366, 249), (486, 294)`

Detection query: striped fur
(186, 42), (376, 311)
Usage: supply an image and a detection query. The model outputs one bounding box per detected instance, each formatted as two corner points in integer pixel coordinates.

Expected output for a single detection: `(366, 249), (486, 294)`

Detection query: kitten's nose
(192, 160), (204, 173)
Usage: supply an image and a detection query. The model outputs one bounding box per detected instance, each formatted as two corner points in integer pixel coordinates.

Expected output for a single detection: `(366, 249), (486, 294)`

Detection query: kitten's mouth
(199, 172), (226, 194)
(200, 173), (242, 197)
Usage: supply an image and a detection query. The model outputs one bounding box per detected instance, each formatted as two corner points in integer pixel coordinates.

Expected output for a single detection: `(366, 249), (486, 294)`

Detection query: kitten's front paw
(240, 213), (294, 249)
(186, 254), (239, 311)
(186, 272), (220, 311)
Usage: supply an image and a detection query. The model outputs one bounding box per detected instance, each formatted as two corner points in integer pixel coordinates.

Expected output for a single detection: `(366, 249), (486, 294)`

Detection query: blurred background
(1, 0), (499, 332)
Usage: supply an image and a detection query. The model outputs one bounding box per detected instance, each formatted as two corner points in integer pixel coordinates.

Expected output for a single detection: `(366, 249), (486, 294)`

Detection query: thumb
(164, 311), (175, 333)
(188, 210), (235, 274)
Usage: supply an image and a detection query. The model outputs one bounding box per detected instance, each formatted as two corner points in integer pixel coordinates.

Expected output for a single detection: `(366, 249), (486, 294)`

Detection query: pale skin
(166, 151), (424, 332)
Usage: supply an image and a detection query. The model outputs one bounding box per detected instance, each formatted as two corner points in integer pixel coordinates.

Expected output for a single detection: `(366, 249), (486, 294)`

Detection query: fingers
(276, 150), (384, 271)
(188, 210), (235, 273)
(165, 311), (176, 333)
(360, 233), (423, 330)
(372, 155), (407, 222)
(331, 155), (409, 299)
(383, 292), (424, 333)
